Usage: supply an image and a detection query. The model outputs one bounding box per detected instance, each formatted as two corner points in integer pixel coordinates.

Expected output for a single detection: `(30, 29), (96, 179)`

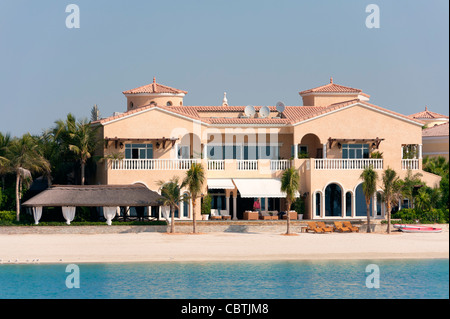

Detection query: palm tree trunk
(366, 198), (371, 233)
(170, 206), (175, 233)
(15, 171), (20, 222)
(286, 201), (291, 234)
(81, 161), (85, 185)
(192, 198), (197, 234)
(386, 202), (391, 234)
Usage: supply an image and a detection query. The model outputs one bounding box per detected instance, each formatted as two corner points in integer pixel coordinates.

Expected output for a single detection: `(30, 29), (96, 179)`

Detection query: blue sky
(0, 0), (448, 137)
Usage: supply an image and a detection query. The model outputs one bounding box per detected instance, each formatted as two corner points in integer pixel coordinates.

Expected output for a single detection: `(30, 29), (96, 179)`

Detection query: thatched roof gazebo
(22, 184), (163, 225)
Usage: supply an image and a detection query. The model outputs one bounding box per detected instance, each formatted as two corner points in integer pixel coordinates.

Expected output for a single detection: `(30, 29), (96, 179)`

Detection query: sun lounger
(334, 221), (351, 232)
(210, 209), (222, 220)
(316, 221), (333, 232)
(343, 221), (359, 232)
(220, 210), (231, 220)
(306, 222), (324, 233)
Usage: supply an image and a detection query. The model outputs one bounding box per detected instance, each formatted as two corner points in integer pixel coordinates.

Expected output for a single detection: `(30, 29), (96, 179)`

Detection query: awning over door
(233, 178), (294, 198)
(207, 178), (235, 190)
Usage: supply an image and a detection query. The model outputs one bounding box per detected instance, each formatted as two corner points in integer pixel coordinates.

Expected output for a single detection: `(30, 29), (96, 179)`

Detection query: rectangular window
(342, 144), (369, 159)
(125, 144), (153, 159)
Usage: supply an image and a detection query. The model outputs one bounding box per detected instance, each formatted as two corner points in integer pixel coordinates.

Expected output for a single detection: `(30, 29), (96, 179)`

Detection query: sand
(0, 230), (448, 264)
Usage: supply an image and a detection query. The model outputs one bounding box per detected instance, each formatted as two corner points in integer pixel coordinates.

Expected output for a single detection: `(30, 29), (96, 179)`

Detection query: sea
(0, 259), (448, 299)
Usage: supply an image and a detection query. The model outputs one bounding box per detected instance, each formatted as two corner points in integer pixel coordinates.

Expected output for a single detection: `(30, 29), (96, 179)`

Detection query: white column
(342, 193), (346, 218)
(293, 144), (298, 159)
(321, 192), (326, 218)
(233, 195), (237, 220)
(352, 193), (356, 218)
(265, 197), (269, 212)
(203, 143), (208, 160)
(418, 144), (423, 159)
(323, 144), (327, 159)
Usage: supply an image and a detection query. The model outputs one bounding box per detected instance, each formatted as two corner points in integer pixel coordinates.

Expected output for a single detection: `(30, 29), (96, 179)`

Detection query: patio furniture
(220, 210), (231, 220)
(269, 211), (279, 220)
(306, 222), (324, 233)
(244, 211), (259, 220)
(344, 221), (359, 232)
(259, 211), (273, 220)
(316, 221), (333, 233)
(210, 209), (222, 220)
(282, 211), (298, 220)
(334, 221), (351, 232)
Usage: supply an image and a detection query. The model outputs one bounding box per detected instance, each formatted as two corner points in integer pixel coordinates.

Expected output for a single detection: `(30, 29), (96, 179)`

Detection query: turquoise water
(0, 259), (448, 299)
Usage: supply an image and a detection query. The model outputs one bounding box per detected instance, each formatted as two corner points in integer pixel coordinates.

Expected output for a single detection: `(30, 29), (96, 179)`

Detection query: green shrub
(0, 211), (16, 223)
(201, 194), (212, 215)
(393, 208), (448, 224)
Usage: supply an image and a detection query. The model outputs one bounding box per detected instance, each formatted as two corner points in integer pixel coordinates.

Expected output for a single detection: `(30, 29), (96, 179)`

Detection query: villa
(91, 77), (442, 221)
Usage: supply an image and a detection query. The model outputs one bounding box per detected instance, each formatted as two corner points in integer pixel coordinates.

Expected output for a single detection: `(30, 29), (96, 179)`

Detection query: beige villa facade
(92, 78), (442, 221)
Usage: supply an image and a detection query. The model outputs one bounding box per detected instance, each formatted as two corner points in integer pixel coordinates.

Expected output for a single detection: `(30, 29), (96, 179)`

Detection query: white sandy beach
(0, 230), (448, 264)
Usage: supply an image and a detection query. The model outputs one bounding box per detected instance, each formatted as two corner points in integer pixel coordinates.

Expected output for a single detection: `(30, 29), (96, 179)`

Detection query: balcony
(314, 159), (384, 170)
(401, 159), (420, 170)
(207, 159), (291, 171)
(110, 159), (200, 170)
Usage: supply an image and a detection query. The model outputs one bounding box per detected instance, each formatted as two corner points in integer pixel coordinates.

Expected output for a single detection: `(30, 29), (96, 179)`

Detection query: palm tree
(281, 167), (300, 235)
(182, 163), (205, 234)
(68, 119), (99, 185)
(360, 166), (378, 233)
(381, 168), (401, 234)
(400, 169), (422, 208)
(158, 177), (186, 233)
(5, 134), (50, 221)
(0, 132), (12, 190)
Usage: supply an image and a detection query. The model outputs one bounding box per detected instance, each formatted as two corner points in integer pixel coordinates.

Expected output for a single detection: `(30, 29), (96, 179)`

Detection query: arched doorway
(299, 133), (322, 158)
(324, 183), (342, 217)
(355, 183), (373, 217)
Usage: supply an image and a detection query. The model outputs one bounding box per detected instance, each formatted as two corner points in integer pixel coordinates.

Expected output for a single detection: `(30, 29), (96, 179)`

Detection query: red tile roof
(299, 78), (363, 95)
(93, 99), (422, 127)
(122, 77), (188, 95)
(409, 107), (449, 120)
(422, 122), (449, 137)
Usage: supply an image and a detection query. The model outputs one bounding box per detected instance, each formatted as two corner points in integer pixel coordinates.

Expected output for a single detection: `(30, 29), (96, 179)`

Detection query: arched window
(166, 101), (173, 106)
(129, 101), (134, 109)
(346, 192), (352, 217)
(183, 192), (189, 218)
(315, 192), (321, 217)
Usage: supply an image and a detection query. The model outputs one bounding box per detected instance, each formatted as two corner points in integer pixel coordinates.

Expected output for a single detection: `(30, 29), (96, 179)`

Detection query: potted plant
(370, 151), (383, 159)
(201, 194), (212, 220)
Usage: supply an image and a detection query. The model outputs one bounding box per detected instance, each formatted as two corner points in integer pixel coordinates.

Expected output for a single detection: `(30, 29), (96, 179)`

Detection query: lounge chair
(220, 210), (231, 220)
(210, 209), (222, 220)
(343, 221), (359, 232)
(316, 221), (333, 233)
(306, 222), (324, 233)
(334, 221), (351, 232)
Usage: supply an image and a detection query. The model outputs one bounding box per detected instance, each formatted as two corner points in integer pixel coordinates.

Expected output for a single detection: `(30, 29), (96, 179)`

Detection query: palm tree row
(0, 112), (99, 221)
(360, 162), (448, 234)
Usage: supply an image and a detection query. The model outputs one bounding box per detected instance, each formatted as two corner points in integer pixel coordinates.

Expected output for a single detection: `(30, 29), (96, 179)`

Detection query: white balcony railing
(110, 159), (199, 170)
(237, 160), (258, 170)
(314, 159), (384, 170)
(270, 160), (291, 171)
(402, 159), (420, 170)
(207, 160), (225, 170)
